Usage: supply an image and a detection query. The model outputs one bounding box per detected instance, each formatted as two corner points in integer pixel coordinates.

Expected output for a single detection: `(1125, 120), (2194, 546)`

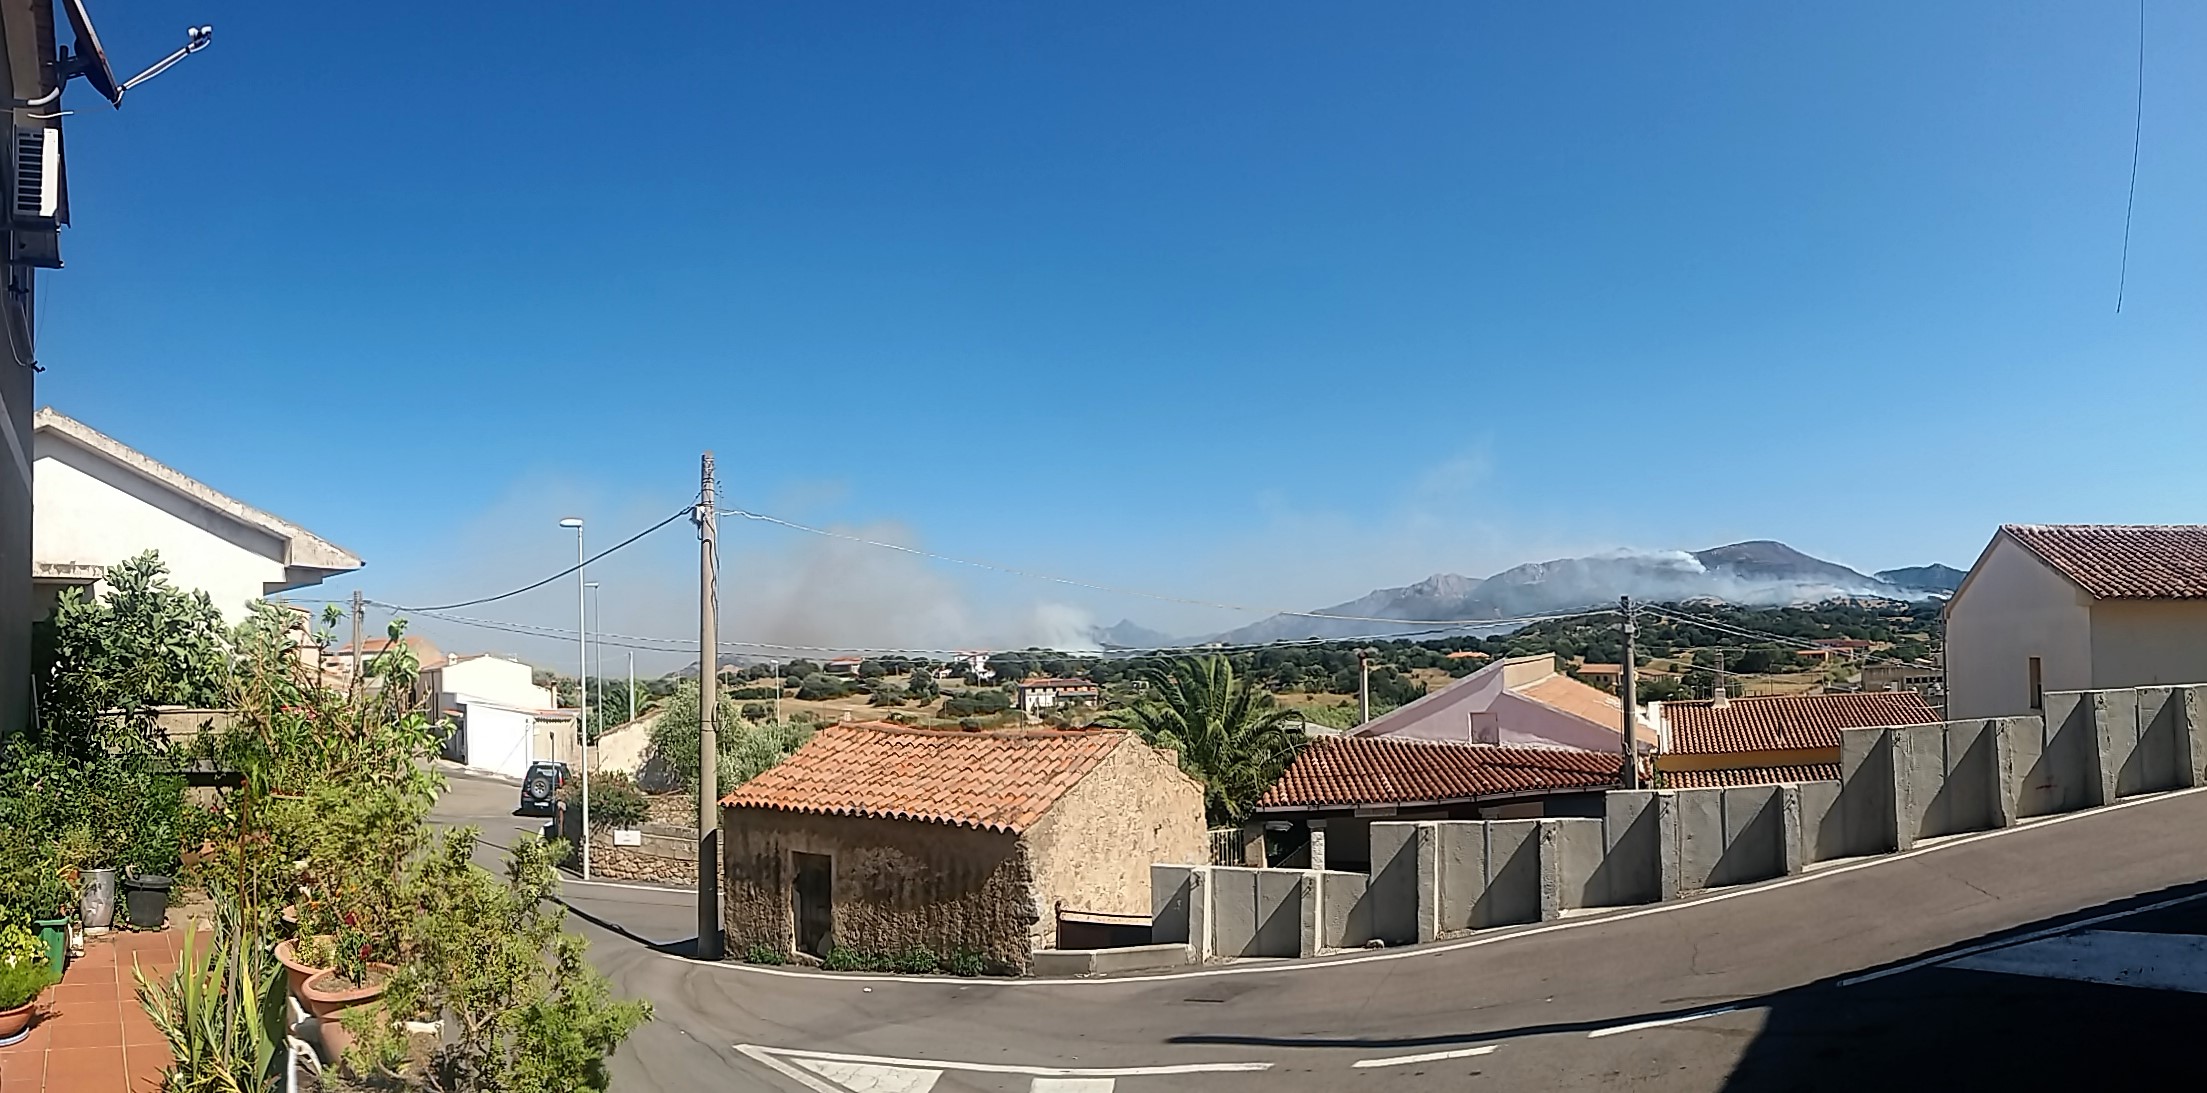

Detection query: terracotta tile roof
(2002, 524), (2207, 600)
(1257, 737), (1622, 811)
(1517, 675), (1658, 746)
(1663, 691), (1938, 755)
(1017, 678), (1098, 689)
(1664, 764), (1841, 789)
(719, 721), (1128, 833)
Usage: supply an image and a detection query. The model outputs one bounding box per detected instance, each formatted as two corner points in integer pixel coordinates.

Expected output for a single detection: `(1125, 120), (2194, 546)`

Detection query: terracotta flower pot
(300, 964), (395, 1066)
(274, 936), (334, 998)
(0, 999), (36, 1047)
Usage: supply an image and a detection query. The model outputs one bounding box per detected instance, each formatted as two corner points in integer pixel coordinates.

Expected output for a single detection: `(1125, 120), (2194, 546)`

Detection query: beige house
(1946, 525), (2207, 720)
(720, 721), (1204, 973)
(1353, 653), (1658, 754)
(32, 408), (362, 622)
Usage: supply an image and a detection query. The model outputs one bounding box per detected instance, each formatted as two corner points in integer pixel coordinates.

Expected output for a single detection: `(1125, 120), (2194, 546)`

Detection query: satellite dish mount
(53, 0), (211, 109)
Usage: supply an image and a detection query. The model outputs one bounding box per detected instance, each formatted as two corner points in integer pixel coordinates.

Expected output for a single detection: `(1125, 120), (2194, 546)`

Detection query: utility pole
(349, 590), (364, 694)
(560, 518), (591, 880)
(1619, 596), (1641, 790)
(627, 651), (635, 727)
(1357, 648), (1375, 725)
(696, 452), (723, 960)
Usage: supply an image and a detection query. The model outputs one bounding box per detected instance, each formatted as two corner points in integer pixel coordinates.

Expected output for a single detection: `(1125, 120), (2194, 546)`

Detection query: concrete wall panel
(1322, 871), (1373, 949)
(1365, 822), (1420, 945)
(1547, 818), (1607, 911)
(1207, 867), (1260, 957)
(2004, 714), (2053, 818)
(1590, 791), (1660, 907)
(1714, 785), (1782, 887)
(1478, 820), (1541, 928)
(2128, 687), (2184, 796)
(1799, 779), (1844, 863)
(1253, 870), (1302, 957)
(1435, 821), (1488, 934)
(2037, 691), (2098, 816)
(1838, 727), (1895, 856)
(1674, 788), (1725, 891)
(1150, 865), (1194, 946)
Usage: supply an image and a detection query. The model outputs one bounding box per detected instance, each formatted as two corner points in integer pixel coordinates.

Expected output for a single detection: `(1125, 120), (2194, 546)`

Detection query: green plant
(1103, 655), (1303, 827)
(739, 943), (786, 966)
(354, 830), (649, 1091)
(820, 947), (876, 972)
(889, 947), (939, 975)
(0, 925), (46, 970)
(0, 957), (56, 1009)
(944, 949), (989, 978)
(560, 772), (648, 832)
(133, 902), (286, 1093)
(31, 551), (234, 758)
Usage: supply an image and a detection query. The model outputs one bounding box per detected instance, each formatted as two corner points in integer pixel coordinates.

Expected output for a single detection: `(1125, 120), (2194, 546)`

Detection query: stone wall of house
(721, 806), (1037, 973)
(1023, 737), (1206, 948)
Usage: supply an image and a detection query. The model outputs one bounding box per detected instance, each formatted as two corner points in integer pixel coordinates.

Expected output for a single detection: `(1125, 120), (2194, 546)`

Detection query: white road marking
(673, 785), (2207, 987)
(1585, 1007), (1740, 1038)
(737, 1044), (1272, 1078)
(1943, 929), (2207, 993)
(1030, 1080), (1115, 1092)
(1839, 889), (2207, 987)
(793, 1058), (941, 1092)
(1350, 1045), (1499, 1068)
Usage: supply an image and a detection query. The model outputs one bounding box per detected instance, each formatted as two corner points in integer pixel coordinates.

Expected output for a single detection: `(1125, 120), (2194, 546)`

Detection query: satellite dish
(58, 0), (122, 107)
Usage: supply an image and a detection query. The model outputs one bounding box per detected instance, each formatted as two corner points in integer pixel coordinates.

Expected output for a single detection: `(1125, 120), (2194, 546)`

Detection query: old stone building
(720, 721), (1204, 973)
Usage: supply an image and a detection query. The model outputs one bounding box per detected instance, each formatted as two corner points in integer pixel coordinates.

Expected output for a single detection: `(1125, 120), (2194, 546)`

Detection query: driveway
(432, 771), (2207, 1091)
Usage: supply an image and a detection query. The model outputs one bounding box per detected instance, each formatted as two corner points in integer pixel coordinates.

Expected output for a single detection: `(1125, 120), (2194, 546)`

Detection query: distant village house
(1014, 677), (1101, 714)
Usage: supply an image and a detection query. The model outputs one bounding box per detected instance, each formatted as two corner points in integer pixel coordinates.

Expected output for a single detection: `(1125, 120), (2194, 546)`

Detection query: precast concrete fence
(1150, 684), (2207, 961)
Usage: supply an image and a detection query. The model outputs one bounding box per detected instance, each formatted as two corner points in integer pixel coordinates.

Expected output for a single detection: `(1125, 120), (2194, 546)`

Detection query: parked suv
(517, 761), (570, 815)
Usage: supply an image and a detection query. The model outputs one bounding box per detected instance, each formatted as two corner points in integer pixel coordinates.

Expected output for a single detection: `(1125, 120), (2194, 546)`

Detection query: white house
(32, 408), (362, 622)
(1352, 653), (1660, 754)
(1014, 677), (1101, 713)
(421, 652), (582, 780)
(1945, 524), (2207, 720)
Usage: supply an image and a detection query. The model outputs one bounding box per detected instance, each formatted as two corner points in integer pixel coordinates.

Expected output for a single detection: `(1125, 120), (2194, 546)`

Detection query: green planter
(33, 917), (67, 975)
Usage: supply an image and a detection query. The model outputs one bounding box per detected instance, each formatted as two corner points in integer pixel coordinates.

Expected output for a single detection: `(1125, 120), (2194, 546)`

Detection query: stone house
(1946, 524), (2207, 720)
(719, 721), (1205, 973)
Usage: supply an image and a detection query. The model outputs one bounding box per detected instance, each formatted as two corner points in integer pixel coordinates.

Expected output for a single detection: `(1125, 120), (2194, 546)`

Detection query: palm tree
(1108, 655), (1303, 827)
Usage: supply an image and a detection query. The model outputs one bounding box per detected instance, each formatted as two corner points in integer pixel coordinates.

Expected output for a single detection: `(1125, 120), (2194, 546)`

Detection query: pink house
(1351, 654), (1658, 754)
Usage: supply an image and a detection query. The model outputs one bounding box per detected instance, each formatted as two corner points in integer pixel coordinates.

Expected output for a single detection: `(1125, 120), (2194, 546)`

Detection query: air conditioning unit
(12, 127), (61, 224)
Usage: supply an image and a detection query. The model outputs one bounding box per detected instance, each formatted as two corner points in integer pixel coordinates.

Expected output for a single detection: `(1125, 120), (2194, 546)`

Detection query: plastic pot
(33, 918), (67, 975)
(301, 965), (394, 1066)
(79, 867), (118, 930)
(123, 873), (172, 930)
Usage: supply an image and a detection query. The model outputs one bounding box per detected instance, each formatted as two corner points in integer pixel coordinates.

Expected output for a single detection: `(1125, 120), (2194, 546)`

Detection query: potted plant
(298, 925), (395, 1066)
(0, 926), (59, 1047)
(279, 930), (338, 999)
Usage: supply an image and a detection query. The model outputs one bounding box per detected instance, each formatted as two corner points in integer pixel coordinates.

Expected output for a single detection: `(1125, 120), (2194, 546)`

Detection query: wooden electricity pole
(1620, 596), (1641, 790)
(695, 452), (723, 960)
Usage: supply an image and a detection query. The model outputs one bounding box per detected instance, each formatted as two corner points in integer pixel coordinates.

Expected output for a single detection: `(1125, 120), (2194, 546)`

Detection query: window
(2028, 656), (2043, 711)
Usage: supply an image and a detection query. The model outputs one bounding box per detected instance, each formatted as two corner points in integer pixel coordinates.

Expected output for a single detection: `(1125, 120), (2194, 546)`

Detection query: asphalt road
(430, 771), (2207, 1092)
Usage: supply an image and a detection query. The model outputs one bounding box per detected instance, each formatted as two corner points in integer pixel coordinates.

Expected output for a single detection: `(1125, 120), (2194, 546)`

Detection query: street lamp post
(560, 517), (591, 880)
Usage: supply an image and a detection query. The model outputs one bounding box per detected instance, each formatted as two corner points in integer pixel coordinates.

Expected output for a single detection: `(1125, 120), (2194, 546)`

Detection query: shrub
(561, 772), (648, 832)
(739, 703), (772, 721)
(794, 674), (851, 701)
(939, 691), (1010, 718)
(0, 956), (57, 1009)
(944, 949), (989, 978)
(890, 947), (939, 975)
(739, 943), (786, 966)
(727, 687), (779, 701)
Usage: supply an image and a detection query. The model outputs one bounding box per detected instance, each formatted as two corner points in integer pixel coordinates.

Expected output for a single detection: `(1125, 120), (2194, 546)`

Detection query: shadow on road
(1171, 878), (2207, 1088)
(557, 895), (703, 959)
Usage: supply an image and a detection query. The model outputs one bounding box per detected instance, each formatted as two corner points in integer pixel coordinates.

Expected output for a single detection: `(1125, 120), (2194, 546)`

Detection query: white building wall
(459, 700), (536, 780)
(438, 656), (553, 711)
(2088, 601), (2207, 692)
(34, 441), (290, 622)
(1945, 534), (2094, 720)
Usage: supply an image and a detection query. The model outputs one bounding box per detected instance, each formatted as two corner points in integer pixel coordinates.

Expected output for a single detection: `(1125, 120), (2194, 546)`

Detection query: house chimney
(1713, 683), (1730, 709)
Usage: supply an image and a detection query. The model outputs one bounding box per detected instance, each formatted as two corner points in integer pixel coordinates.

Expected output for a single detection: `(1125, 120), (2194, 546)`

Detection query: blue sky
(34, 1), (2207, 666)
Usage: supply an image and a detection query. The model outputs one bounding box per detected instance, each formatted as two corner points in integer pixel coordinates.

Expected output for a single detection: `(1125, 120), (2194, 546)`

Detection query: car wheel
(527, 775), (552, 800)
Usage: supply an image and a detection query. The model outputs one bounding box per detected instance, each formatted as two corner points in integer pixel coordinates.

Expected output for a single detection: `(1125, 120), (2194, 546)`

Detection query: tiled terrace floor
(0, 930), (182, 1093)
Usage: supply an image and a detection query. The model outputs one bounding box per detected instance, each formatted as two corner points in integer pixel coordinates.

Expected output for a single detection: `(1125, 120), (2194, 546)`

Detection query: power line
(2117, 0), (2145, 313)
(719, 505), (1545, 628)
(375, 600), (1618, 661)
(379, 505), (695, 613)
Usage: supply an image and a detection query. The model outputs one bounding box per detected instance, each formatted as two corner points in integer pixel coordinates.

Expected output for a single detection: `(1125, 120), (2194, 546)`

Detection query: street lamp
(559, 517), (591, 880)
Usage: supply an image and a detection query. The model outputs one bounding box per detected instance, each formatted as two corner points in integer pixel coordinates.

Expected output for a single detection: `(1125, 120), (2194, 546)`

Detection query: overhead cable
(379, 505), (695, 613)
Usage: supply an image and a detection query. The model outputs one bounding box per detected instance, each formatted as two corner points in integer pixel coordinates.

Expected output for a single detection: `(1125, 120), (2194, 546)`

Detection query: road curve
(432, 773), (2207, 1091)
